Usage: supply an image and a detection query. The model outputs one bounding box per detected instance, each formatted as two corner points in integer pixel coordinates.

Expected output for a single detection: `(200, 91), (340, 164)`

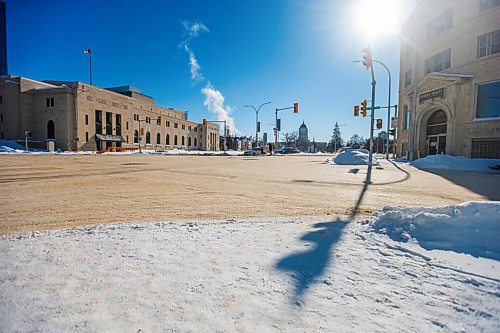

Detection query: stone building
(296, 121), (310, 151)
(397, 0), (499, 159)
(0, 76), (220, 151)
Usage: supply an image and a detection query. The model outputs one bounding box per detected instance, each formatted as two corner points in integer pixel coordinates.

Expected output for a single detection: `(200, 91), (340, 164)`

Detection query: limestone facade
(397, 0), (500, 159)
(0, 76), (220, 152)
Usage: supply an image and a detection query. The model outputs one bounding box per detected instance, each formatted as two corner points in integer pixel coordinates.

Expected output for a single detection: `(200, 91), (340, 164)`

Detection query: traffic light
(276, 119), (281, 131)
(293, 102), (299, 114)
(257, 121), (261, 132)
(363, 46), (372, 70)
(202, 118), (207, 126)
(361, 99), (367, 117)
(376, 118), (383, 129)
(389, 128), (395, 136)
(354, 105), (359, 117)
(140, 127), (144, 135)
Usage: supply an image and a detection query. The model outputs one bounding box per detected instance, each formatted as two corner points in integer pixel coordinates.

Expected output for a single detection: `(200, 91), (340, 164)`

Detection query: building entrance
(427, 135), (446, 155)
(426, 110), (447, 155)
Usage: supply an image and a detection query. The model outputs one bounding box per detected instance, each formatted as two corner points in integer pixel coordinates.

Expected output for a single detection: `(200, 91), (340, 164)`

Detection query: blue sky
(7, 0), (415, 142)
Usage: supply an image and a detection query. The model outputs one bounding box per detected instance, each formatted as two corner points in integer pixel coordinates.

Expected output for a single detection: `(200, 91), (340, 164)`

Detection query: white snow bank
(370, 201), (500, 260)
(411, 155), (500, 173)
(331, 149), (378, 165)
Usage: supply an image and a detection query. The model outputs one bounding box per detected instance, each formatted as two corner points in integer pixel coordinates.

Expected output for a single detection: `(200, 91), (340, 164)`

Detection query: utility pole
(274, 103), (298, 149)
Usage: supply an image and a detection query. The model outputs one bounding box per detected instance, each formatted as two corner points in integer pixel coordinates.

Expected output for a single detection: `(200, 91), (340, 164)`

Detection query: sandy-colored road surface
(0, 154), (495, 234)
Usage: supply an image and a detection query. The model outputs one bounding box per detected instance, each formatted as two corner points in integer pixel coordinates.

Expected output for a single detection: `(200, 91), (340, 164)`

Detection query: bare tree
(282, 131), (298, 147)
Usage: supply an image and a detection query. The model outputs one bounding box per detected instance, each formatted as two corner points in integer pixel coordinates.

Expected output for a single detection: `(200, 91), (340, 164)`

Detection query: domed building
(297, 121), (310, 152)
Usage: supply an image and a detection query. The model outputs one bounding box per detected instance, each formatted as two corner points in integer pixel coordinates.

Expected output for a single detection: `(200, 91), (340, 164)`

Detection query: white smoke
(202, 83), (239, 135)
(180, 21), (240, 135)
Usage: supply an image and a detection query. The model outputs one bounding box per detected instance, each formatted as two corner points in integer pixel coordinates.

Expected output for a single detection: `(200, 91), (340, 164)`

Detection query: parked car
(243, 147), (265, 156)
(276, 147), (300, 154)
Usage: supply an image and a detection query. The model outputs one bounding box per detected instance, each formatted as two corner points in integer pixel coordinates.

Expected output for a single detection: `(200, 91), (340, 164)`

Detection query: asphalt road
(0, 154), (495, 234)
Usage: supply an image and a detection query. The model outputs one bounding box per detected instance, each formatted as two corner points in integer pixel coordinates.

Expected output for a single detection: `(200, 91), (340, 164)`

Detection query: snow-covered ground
(411, 155), (500, 174)
(1, 202), (498, 332)
(331, 148), (378, 165)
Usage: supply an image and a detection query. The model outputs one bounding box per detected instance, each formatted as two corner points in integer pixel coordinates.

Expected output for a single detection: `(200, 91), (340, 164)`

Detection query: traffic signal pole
(368, 65), (376, 168)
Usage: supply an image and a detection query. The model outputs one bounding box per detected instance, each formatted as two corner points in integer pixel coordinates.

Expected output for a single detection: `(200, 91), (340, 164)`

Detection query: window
(476, 81), (500, 118)
(478, 30), (500, 58)
(182, 136), (185, 146)
(188, 126), (192, 131)
(194, 128), (197, 132)
(134, 130), (139, 143)
(404, 69), (412, 88)
(174, 135), (178, 145)
(480, 0), (500, 12)
(47, 120), (55, 139)
(85, 132), (89, 141)
(156, 133), (161, 144)
(182, 124), (185, 130)
(106, 112), (112, 134)
(425, 49), (451, 74)
(194, 138), (197, 146)
(174, 123), (178, 128)
(116, 114), (122, 136)
(426, 9), (452, 39)
(46, 97), (55, 108)
(188, 137), (192, 146)
(95, 110), (102, 134)
(403, 105), (410, 130)
(166, 134), (170, 145)
(85, 114), (89, 125)
(166, 121), (170, 127)
(472, 139), (500, 158)
(126, 121), (129, 130)
(146, 131), (151, 144)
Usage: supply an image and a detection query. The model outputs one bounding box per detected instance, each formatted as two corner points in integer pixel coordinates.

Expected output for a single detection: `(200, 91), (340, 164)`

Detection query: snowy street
(1, 202), (498, 332)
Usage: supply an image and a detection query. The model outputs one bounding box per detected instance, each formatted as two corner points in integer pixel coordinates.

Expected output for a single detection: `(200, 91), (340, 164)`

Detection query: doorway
(426, 110), (447, 155)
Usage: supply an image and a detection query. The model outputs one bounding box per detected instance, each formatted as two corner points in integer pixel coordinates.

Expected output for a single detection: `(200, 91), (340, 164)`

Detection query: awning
(95, 134), (125, 142)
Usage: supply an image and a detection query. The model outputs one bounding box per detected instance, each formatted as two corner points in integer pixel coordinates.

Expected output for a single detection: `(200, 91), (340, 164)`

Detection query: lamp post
(245, 102), (271, 147)
(354, 59), (392, 159)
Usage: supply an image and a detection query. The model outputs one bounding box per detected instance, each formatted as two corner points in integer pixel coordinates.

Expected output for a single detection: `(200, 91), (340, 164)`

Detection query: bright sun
(354, 0), (401, 40)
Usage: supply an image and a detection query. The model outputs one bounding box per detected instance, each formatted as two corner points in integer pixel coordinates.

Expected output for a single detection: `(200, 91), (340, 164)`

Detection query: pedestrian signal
(376, 118), (383, 129)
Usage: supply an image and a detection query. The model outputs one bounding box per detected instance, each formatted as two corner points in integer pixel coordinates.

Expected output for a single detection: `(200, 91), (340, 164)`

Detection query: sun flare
(354, 0), (401, 40)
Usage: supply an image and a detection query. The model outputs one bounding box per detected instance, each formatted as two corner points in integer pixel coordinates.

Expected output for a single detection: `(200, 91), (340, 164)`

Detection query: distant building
(0, 76), (220, 151)
(296, 121), (310, 151)
(397, 0), (500, 159)
(0, 0), (7, 76)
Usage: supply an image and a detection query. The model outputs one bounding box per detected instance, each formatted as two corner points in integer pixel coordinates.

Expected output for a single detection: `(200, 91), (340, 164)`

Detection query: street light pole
(245, 102), (270, 147)
(354, 59), (392, 159)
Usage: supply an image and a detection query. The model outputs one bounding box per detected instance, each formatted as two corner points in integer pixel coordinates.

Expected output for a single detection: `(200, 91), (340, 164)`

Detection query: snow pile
(412, 155), (500, 173)
(332, 149), (378, 165)
(0, 140), (27, 154)
(370, 201), (500, 260)
(1, 206), (499, 331)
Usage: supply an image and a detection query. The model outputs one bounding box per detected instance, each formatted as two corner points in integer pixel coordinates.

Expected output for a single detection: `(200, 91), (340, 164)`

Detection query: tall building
(0, 0), (7, 76)
(397, 0), (500, 159)
(297, 121), (310, 152)
(0, 76), (220, 152)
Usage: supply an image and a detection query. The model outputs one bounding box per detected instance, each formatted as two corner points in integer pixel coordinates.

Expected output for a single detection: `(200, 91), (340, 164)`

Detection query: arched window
(134, 130), (138, 143)
(426, 110), (447, 136)
(146, 131), (151, 144)
(182, 136), (185, 146)
(166, 134), (170, 145)
(194, 138), (197, 147)
(156, 133), (161, 144)
(188, 137), (192, 146)
(47, 120), (55, 139)
(174, 135), (178, 146)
